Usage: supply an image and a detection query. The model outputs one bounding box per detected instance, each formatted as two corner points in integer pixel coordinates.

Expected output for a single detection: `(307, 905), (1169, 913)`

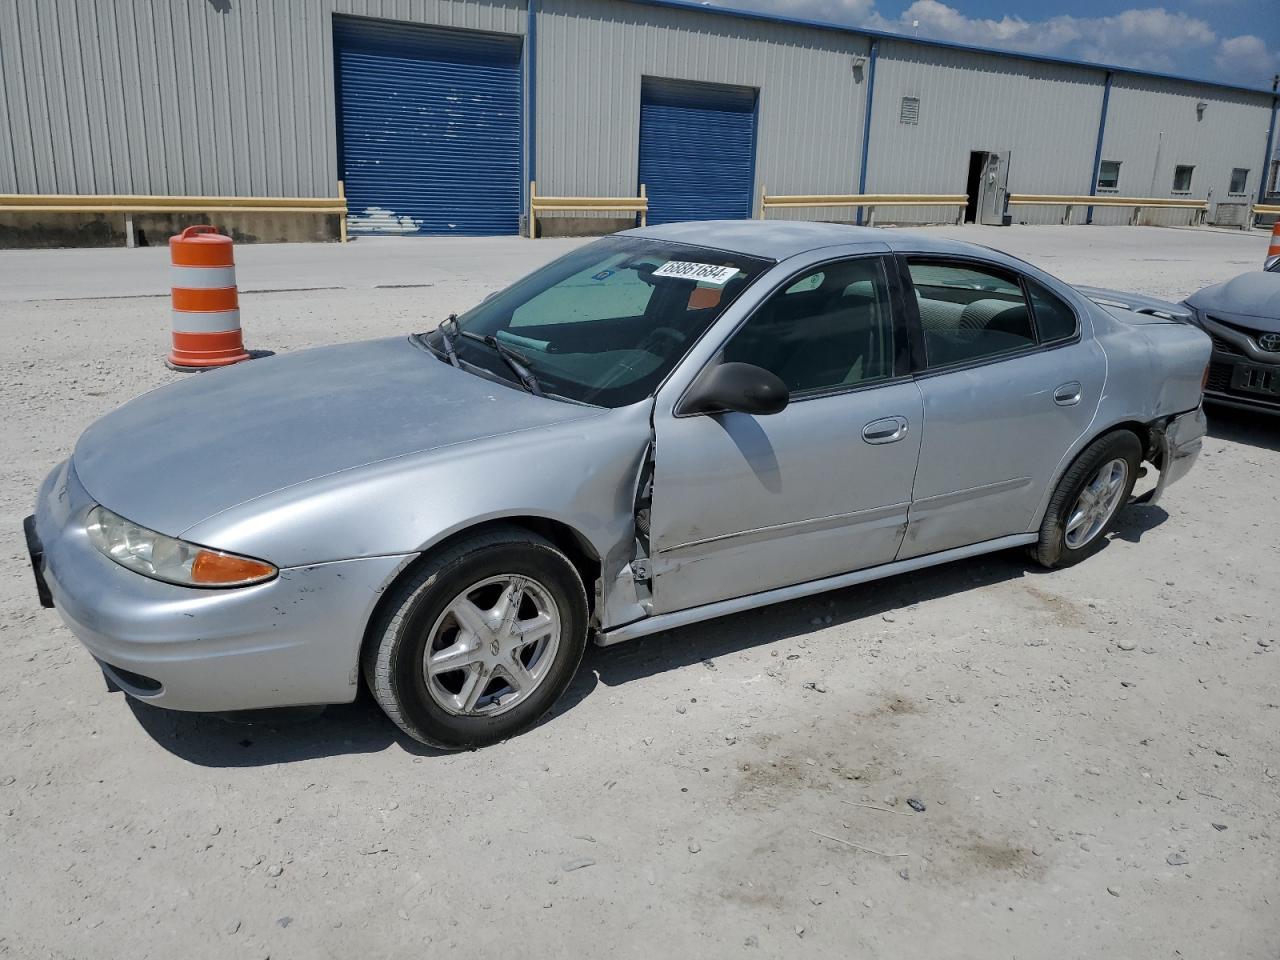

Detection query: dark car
(1183, 260), (1280, 414)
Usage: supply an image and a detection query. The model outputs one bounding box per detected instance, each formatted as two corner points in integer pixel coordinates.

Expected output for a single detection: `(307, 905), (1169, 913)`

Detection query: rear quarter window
(1026, 279), (1079, 343)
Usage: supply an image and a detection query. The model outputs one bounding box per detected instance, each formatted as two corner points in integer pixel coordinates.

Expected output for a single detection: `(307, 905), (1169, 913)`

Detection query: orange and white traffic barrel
(1266, 220), (1280, 271)
(167, 225), (250, 371)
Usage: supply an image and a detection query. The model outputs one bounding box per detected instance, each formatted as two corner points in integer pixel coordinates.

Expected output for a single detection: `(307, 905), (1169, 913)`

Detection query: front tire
(1033, 430), (1142, 569)
(363, 526), (589, 749)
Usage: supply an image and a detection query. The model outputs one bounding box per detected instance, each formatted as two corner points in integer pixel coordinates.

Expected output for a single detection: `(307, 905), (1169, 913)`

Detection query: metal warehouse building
(1, 0), (1276, 245)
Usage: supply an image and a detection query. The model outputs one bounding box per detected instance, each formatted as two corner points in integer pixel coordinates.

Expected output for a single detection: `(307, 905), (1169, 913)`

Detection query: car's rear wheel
(363, 526), (588, 749)
(1033, 430), (1142, 569)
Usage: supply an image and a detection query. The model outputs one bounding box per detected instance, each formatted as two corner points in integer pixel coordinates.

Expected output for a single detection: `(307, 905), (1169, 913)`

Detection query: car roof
(622, 219), (977, 261)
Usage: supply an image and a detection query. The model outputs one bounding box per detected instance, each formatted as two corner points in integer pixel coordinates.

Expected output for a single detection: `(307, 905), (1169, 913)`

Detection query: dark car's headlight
(86, 505), (277, 588)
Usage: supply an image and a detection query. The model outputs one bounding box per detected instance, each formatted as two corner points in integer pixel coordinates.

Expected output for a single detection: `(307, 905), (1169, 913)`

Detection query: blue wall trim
(527, 0), (538, 233)
(620, 0), (1275, 98)
(1086, 70), (1113, 225)
(856, 40), (878, 227)
(1259, 97), (1277, 204)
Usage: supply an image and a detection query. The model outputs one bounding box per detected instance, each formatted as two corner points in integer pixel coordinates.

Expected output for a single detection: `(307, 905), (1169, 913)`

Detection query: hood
(1185, 272), (1280, 331)
(73, 337), (600, 535)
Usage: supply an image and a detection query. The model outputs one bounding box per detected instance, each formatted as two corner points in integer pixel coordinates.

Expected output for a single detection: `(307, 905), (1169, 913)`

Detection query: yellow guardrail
(759, 187), (969, 225)
(1008, 193), (1208, 225)
(528, 180), (647, 238)
(1254, 204), (1280, 216)
(0, 185), (350, 245)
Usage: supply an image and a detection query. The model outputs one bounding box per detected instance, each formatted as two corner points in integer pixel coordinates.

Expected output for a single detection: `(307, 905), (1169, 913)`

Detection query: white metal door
(977, 151), (1010, 226)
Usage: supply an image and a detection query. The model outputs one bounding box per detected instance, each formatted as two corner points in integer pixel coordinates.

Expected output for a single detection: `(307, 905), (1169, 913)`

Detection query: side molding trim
(596, 532), (1037, 645)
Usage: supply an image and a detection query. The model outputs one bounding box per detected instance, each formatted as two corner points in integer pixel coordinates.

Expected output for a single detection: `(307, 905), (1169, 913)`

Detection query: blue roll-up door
(638, 79), (758, 225)
(334, 17), (522, 236)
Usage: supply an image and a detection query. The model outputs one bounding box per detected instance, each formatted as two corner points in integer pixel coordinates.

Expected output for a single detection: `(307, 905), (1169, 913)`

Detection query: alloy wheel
(1063, 457), (1129, 550)
(421, 574), (562, 717)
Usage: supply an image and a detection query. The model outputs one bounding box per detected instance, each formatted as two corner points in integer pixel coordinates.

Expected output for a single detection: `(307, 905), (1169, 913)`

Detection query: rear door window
(906, 260), (1035, 367)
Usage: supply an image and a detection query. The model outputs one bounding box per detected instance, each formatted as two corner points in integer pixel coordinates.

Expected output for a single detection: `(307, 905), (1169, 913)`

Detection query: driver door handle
(862, 416), (909, 444)
(1054, 381), (1082, 406)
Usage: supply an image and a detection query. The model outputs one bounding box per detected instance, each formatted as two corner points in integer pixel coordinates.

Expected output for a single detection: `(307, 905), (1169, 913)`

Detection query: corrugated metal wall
(1095, 77), (1273, 226)
(535, 0), (870, 222)
(0, 0), (525, 198)
(867, 41), (1103, 225)
(1, 0), (1274, 236)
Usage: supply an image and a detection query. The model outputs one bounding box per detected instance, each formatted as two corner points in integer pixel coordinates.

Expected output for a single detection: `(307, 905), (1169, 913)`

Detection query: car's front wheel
(363, 526), (588, 749)
(1033, 430), (1142, 569)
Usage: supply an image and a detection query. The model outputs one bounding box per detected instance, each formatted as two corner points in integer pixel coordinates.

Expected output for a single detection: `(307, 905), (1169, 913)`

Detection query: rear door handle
(1054, 381), (1082, 406)
(862, 416), (909, 444)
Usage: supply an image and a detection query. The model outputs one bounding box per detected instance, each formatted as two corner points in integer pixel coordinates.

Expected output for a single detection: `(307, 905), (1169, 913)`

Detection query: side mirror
(680, 362), (790, 416)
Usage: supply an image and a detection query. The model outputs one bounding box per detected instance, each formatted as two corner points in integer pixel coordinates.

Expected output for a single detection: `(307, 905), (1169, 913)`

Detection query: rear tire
(362, 526), (589, 749)
(1033, 430), (1142, 569)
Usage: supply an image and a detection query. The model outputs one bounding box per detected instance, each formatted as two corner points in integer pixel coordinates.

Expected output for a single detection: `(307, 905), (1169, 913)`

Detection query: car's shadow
(1110, 501), (1169, 544)
(566, 509), (1164, 695)
(131, 508), (1169, 767)
(126, 687), (446, 765)
(1206, 403), (1280, 452)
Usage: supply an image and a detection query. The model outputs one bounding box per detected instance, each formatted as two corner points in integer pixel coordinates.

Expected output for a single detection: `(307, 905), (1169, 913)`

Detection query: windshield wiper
(458, 330), (544, 397)
(436, 314), (460, 368)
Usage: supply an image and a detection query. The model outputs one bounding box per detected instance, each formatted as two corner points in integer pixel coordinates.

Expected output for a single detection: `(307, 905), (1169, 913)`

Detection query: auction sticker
(652, 261), (740, 285)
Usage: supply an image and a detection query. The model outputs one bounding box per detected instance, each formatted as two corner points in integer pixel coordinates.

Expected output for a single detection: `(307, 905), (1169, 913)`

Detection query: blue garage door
(638, 79), (758, 225)
(334, 17), (523, 236)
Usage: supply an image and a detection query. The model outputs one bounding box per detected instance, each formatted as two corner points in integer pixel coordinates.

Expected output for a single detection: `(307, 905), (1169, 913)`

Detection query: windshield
(424, 236), (772, 407)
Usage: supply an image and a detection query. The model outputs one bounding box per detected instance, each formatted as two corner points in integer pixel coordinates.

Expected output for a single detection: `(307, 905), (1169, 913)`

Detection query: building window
(1229, 168), (1249, 195)
(1097, 160), (1120, 191)
(1172, 165), (1194, 193)
(899, 96), (920, 125)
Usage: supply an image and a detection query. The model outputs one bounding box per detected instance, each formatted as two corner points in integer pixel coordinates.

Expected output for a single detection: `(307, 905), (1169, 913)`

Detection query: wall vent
(900, 96), (920, 124)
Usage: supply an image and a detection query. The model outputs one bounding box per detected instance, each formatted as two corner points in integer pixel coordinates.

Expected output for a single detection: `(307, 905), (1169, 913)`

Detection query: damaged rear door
(644, 252), (924, 615)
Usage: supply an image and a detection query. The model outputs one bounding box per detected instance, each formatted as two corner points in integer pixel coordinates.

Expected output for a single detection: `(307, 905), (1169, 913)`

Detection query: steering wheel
(638, 325), (687, 356)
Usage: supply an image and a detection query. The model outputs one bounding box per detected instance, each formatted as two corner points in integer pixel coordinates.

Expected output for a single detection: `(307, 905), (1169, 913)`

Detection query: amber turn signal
(191, 549), (278, 586)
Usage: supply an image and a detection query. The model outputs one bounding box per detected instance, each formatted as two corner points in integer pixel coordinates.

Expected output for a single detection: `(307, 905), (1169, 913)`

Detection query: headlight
(86, 505), (276, 588)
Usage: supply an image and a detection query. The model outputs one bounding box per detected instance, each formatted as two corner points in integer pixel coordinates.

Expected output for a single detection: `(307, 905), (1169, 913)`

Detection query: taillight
(1201, 363), (1210, 393)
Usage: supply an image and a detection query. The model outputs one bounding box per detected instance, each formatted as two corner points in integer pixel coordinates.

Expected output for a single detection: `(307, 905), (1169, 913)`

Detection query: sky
(717, 0), (1280, 88)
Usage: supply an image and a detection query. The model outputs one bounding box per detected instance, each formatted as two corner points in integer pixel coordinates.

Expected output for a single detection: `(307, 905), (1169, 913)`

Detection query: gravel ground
(1, 225), (1277, 959)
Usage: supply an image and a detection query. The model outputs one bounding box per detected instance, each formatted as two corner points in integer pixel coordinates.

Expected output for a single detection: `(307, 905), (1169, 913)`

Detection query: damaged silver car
(27, 222), (1210, 748)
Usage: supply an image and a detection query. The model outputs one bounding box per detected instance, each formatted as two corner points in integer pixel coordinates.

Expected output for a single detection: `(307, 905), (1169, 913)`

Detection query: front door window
(722, 257), (896, 395)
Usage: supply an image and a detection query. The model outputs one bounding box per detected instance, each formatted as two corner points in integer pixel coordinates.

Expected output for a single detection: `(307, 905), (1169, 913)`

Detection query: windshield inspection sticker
(652, 261), (740, 285)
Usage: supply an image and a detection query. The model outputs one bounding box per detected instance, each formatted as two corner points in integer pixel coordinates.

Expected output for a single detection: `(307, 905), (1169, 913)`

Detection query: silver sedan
(27, 222), (1210, 748)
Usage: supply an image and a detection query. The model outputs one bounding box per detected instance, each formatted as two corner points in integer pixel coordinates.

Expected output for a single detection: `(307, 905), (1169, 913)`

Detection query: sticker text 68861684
(651, 261), (741, 285)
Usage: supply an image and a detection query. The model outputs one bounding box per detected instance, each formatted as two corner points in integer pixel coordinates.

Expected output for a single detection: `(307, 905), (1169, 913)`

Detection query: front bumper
(1204, 353), (1280, 414)
(31, 459), (413, 712)
(1198, 314), (1280, 415)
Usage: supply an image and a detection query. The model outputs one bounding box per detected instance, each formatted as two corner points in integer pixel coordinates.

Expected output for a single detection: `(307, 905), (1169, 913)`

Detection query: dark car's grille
(1204, 359), (1280, 410)
(1207, 331), (1244, 357)
(1206, 360), (1234, 393)
(1207, 315), (1280, 357)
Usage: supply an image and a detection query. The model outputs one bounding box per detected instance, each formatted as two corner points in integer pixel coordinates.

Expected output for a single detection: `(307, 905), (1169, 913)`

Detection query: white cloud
(717, 0), (1260, 82)
(1214, 34), (1280, 83)
(732, 0), (877, 22)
